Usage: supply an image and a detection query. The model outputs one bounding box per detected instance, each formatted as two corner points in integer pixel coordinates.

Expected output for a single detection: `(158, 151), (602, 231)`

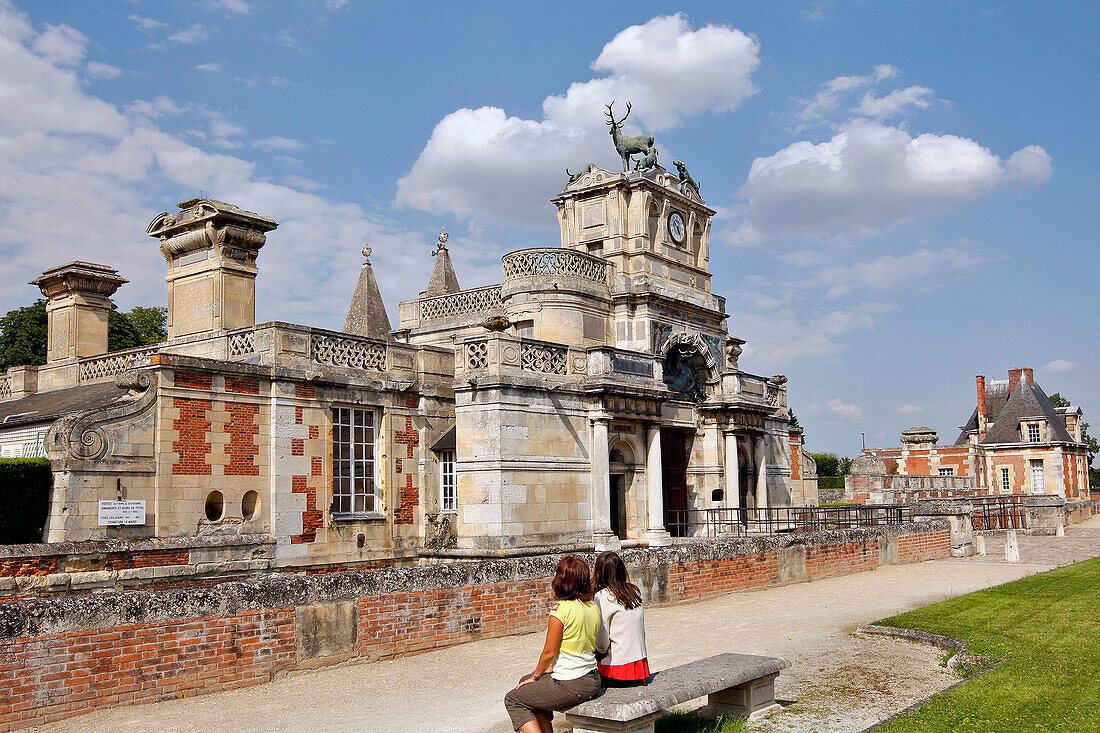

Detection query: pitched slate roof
(955, 375), (1076, 445)
(0, 382), (128, 429)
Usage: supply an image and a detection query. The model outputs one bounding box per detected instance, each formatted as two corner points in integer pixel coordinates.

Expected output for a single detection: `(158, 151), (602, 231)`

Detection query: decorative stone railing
(227, 329), (256, 358)
(0, 373), (10, 400)
(502, 248), (609, 286)
(586, 347), (658, 380)
(458, 333), (587, 380)
(78, 344), (162, 383)
(309, 330), (387, 370)
(418, 284), (503, 323)
(724, 371), (787, 411)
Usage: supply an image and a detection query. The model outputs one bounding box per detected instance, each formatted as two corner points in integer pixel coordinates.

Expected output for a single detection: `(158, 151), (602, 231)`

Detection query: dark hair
(593, 551), (642, 610)
(551, 555), (594, 601)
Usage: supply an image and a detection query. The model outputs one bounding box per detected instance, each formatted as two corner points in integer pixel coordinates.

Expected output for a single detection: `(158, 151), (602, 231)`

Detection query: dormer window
(1027, 423), (1041, 442)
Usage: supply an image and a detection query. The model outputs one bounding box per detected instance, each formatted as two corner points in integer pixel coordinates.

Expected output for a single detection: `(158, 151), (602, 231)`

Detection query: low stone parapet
(0, 534), (275, 597)
(0, 522), (950, 731)
(913, 500), (976, 557)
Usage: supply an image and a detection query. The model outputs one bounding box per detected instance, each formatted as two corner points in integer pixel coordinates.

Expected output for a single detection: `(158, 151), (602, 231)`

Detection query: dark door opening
(609, 474), (624, 539)
(662, 429), (689, 537)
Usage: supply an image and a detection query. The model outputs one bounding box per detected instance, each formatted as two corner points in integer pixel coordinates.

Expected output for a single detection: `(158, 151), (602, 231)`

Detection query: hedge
(817, 475), (846, 491)
(0, 457), (52, 544)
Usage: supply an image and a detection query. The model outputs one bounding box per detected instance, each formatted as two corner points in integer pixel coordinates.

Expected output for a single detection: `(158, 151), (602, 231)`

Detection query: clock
(668, 211), (686, 244)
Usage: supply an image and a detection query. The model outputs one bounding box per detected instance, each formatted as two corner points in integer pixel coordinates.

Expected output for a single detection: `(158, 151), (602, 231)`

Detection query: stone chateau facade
(0, 166), (809, 570)
(855, 368), (1091, 502)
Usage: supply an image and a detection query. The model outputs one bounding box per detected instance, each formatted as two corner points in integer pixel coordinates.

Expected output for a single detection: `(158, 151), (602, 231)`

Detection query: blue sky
(1, 1), (1096, 459)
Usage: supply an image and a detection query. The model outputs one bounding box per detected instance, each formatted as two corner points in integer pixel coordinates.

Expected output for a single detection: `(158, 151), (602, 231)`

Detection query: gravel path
(29, 515), (1100, 733)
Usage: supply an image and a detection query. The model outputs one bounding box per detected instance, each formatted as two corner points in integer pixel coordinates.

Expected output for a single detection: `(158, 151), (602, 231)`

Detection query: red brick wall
(668, 555), (779, 601)
(805, 540), (878, 579)
(0, 526), (951, 731)
(172, 397), (212, 475)
(0, 610), (295, 731)
(223, 403), (260, 476)
(393, 416), (420, 525)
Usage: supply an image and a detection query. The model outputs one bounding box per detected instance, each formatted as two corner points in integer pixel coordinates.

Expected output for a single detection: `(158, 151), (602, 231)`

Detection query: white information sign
(98, 500), (146, 526)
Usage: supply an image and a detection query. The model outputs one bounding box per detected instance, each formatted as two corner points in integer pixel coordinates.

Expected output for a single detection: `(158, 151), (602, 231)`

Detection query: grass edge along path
(869, 557), (1100, 732)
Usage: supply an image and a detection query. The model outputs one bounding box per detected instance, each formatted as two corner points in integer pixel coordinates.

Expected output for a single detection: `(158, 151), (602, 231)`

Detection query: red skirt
(598, 657), (650, 682)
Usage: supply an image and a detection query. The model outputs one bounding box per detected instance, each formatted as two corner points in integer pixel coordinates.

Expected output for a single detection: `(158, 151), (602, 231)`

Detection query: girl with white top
(593, 551), (650, 686)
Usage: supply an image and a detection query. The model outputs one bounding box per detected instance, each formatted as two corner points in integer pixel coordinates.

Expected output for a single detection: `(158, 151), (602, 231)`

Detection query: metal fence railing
(665, 504), (913, 538)
(970, 495), (1028, 531)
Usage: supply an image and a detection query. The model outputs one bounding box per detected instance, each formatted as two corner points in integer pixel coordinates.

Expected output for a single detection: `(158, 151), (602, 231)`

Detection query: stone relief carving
(45, 370), (158, 463)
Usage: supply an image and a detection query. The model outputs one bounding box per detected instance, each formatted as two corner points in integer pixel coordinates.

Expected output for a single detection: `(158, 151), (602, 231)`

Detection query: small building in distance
(862, 368), (1091, 500)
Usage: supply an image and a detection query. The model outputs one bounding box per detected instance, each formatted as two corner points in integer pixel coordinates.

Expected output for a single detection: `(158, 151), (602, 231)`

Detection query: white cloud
(897, 404), (923, 414)
(128, 15), (168, 31)
(396, 14), (760, 227)
(129, 96), (183, 118)
(733, 301), (894, 369)
(0, 2), (434, 329)
(855, 85), (933, 119)
(209, 115), (245, 148)
(209, 0), (250, 13)
(812, 246), (987, 298)
(196, 63), (220, 72)
(827, 398), (863, 421)
(254, 136), (303, 152)
(730, 119), (1052, 244)
(1043, 359), (1079, 373)
(32, 23), (86, 65)
(85, 61), (121, 79)
(168, 24), (209, 45)
(795, 65), (897, 125)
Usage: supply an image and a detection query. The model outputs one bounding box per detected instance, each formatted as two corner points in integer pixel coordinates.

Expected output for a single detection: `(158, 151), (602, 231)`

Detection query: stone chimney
(423, 227), (461, 297)
(1008, 367), (1022, 393)
(344, 244), (393, 341)
(31, 262), (127, 364)
(147, 198), (277, 340)
(975, 375), (988, 440)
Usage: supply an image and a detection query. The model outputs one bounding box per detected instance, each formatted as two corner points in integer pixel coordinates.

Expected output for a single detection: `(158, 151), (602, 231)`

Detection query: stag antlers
(605, 100), (631, 126)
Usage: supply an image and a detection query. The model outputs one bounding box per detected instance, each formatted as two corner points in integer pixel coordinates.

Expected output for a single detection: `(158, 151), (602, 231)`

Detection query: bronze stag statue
(606, 101), (654, 171)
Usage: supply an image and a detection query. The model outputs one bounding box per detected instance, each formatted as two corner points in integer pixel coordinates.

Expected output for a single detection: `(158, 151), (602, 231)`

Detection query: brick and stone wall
(0, 522), (948, 731)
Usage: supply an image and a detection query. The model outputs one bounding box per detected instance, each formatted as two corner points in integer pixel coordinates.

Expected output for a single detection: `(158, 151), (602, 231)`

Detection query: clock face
(668, 211), (686, 244)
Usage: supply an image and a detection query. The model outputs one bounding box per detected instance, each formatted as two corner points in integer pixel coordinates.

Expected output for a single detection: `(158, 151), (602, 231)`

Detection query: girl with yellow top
(504, 555), (601, 733)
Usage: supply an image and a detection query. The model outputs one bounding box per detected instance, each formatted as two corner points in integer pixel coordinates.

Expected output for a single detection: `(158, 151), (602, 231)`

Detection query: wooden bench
(563, 653), (790, 733)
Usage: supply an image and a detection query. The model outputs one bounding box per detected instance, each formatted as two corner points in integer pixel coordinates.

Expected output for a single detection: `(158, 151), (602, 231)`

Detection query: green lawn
(872, 558), (1100, 732)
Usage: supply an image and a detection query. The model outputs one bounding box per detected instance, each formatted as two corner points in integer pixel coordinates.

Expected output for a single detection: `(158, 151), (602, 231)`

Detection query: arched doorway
(609, 443), (634, 540)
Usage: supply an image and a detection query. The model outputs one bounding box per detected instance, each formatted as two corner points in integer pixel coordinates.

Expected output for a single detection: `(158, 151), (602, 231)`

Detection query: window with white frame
(1001, 467), (1011, 493)
(937, 467), (954, 476)
(1027, 423), (1041, 442)
(1029, 459), (1045, 493)
(331, 407), (377, 514)
(440, 449), (456, 512)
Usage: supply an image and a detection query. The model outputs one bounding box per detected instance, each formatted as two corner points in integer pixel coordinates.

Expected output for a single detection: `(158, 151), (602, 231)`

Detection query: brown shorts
(503, 669), (600, 730)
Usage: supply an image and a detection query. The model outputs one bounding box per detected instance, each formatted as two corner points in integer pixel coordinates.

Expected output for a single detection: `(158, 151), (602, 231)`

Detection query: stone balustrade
(585, 346), (658, 380)
(0, 373), (10, 400)
(456, 333), (588, 380)
(78, 344), (162, 383)
(725, 371), (787, 410)
(501, 247), (609, 286)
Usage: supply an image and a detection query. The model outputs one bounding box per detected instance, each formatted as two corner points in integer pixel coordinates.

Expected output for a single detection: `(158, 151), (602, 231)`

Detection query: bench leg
(705, 672), (781, 719)
(564, 711), (662, 733)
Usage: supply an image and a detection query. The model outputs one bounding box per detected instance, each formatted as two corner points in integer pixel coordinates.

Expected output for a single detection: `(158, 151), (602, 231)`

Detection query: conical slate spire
(423, 227), (460, 297)
(344, 243), (393, 341)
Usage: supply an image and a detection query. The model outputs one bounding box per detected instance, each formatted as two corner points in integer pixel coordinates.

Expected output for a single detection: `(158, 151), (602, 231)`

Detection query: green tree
(125, 306), (167, 345)
(811, 452), (853, 477)
(0, 299), (47, 371)
(1049, 392), (1098, 466)
(0, 301), (166, 371)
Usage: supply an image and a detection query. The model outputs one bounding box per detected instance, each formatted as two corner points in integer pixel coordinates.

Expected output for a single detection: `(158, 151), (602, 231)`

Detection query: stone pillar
(591, 417), (620, 551)
(754, 435), (768, 510)
(914, 500), (976, 557)
(32, 262), (127, 364)
(724, 431), (740, 511)
(645, 424), (671, 546)
(1024, 495), (1066, 536)
(147, 198), (278, 340)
